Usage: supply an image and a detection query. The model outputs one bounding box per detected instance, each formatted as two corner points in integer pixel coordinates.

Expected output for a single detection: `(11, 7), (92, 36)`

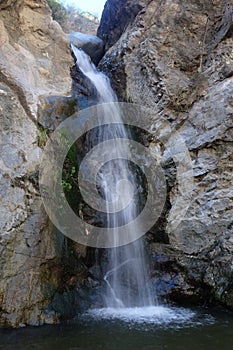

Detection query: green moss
(37, 125), (48, 148)
(60, 128), (78, 194)
(66, 98), (78, 108)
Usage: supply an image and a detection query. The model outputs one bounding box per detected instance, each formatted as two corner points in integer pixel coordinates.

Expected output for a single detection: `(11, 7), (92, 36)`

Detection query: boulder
(67, 32), (104, 65)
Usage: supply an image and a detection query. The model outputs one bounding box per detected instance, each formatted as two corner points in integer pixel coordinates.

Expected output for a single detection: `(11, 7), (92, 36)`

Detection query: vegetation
(47, 0), (68, 27)
(57, 129), (79, 205)
(62, 146), (77, 193)
(46, 0), (99, 34)
(37, 124), (49, 148)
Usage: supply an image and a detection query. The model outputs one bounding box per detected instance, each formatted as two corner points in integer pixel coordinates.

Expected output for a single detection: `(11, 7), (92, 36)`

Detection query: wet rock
(67, 32), (104, 65)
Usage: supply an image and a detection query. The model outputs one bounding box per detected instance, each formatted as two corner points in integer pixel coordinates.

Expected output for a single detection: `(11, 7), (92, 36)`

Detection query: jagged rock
(59, 11), (99, 36)
(0, 0), (73, 118)
(98, 0), (144, 51)
(0, 0), (89, 328)
(67, 32), (104, 65)
(99, 0), (233, 307)
(1, 0), (233, 327)
(0, 80), (57, 327)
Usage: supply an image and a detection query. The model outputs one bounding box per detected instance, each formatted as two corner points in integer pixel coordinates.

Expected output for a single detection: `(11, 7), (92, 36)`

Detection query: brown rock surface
(0, 0), (73, 118)
(0, 0), (87, 327)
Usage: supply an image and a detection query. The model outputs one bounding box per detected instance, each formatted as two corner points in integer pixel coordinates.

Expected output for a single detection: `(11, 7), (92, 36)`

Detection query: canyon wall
(0, 0), (88, 327)
(98, 0), (233, 307)
(0, 0), (233, 328)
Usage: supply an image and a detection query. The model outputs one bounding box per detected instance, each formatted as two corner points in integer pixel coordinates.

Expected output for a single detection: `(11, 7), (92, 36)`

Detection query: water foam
(86, 306), (196, 325)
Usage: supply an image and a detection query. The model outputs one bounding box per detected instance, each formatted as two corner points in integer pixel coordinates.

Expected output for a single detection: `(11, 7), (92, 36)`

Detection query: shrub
(46, 0), (68, 29)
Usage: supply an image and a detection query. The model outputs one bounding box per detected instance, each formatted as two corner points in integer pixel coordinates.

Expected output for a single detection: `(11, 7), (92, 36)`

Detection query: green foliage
(37, 125), (48, 148)
(46, 0), (68, 28)
(66, 99), (78, 109)
(62, 164), (76, 192)
(61, 136), (81, 215)
(58, 127), (78, 193)
(46, 0), (99, 34)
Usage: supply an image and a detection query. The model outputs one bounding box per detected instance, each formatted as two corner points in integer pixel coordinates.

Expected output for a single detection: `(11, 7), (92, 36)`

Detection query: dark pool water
(0, 306), (233, 350)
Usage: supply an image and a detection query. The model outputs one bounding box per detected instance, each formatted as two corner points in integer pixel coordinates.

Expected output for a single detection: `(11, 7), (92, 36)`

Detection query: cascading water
(72, 44), (154, 308)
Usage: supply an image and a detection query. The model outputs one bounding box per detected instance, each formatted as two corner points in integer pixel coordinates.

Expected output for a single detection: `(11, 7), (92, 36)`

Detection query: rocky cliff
(1, 0), (233, 328)
(0, 0), (89, 327)
(98, 0), (233, 307)
(47, 0), (99, 36)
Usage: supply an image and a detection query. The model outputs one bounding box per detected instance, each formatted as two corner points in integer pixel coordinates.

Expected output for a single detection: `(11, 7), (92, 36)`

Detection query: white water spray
(72, 44), (154, 308)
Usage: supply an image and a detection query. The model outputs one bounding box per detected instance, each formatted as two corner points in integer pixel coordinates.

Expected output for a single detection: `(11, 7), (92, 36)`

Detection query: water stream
(72, 44), (153, 308)
(69, 47), (232, 340)
(1, 45), (232, 350)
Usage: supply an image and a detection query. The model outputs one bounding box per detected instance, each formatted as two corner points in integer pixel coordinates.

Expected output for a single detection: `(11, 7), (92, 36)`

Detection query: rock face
(61, 11), (99, 36)
(99, 0), (233, 307)
(0, 0), (72, 118)
(0, 0), (90, 327)
(0, 0), (232, 328)
(98, 0), (144, 51)
(67, 32), (104, 65)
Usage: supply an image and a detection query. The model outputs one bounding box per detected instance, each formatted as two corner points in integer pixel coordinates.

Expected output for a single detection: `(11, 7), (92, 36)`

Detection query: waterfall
(72, 44), (154, 308)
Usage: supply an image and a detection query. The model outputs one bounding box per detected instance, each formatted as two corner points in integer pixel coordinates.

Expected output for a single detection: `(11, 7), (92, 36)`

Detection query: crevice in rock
(0, 70), (35, 122)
